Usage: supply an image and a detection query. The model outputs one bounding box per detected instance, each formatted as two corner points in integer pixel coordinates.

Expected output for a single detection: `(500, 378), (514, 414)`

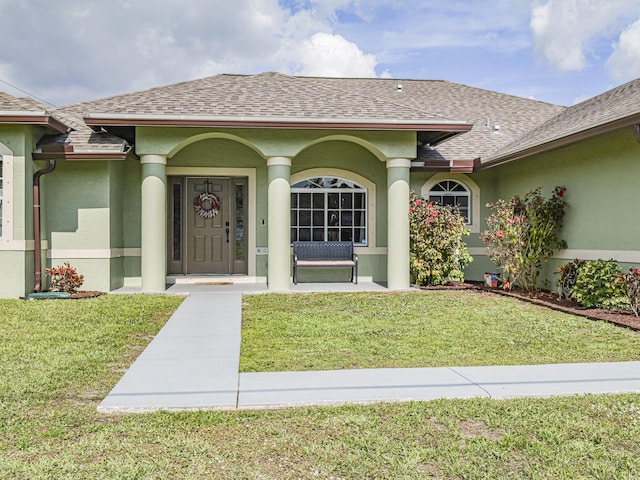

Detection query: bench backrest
(293, 241), (353, 260)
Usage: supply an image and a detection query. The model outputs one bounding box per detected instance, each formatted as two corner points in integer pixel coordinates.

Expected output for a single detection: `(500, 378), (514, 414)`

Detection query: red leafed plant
(618, 268), (640, 317)
(46, 262), (85, 293)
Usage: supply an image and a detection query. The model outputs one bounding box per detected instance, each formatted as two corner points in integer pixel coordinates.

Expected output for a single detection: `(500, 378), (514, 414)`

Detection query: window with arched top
(428, 180), (471, 224)
(291, 176), (367, 244)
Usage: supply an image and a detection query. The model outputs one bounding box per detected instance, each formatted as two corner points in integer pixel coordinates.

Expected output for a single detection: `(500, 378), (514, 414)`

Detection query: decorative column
(140, 154), (167, 293)
(386, 158), (411, 290)
(267, 157), (291, 291)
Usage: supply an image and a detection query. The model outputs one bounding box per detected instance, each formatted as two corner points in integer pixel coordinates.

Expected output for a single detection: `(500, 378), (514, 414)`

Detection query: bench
(292, 241), (358, 285)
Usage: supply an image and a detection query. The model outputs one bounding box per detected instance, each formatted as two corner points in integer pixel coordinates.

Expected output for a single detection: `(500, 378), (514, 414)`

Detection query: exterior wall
(0, 125), (38, 297)
(486, 127), (640, 286)
(43, 160), (127, 292)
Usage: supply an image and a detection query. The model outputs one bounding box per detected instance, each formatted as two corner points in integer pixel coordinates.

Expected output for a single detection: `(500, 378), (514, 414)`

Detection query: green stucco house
(1, 73), (639, 298)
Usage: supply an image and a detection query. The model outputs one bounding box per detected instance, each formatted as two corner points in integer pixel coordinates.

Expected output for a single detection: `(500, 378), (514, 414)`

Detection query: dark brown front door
(187, 177), (230, 274)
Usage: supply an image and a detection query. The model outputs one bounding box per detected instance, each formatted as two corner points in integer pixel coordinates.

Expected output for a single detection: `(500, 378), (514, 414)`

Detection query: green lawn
(240, 290), (640, 372)
(2, 293), (640, 479)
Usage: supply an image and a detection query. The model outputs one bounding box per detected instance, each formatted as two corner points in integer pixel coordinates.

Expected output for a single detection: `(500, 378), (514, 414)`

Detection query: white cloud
(606, 18), (640, 80)
(531, 0), (640, 72)
(286, 32), (377, 77)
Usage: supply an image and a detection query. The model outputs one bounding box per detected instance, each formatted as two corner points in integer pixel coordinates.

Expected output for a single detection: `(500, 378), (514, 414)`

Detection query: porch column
(140, 154), (167, 293)
(267, 157), (291, 291)
(386, 158), (411, 290)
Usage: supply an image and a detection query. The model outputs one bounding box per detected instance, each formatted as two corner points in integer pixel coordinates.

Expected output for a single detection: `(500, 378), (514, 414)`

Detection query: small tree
(409, 193), (473, 286)
(481, 187), (567, 291)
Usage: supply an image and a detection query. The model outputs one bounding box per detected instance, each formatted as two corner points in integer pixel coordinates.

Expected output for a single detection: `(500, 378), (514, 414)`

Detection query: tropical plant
(409, 192), (472, 286)
(46, 262), (84, 293)
(481, 186), (567, 291)
(617, 267), (640, 317)
(556, 259), (585, 299)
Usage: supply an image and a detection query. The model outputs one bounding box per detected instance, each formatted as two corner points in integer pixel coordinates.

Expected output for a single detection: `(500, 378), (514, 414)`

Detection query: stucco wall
(484, 127), (640, 286)
(43, 160), (128, 292)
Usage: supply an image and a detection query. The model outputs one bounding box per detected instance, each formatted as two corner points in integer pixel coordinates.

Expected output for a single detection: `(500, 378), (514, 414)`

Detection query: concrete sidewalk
(98, 285), (640, 413)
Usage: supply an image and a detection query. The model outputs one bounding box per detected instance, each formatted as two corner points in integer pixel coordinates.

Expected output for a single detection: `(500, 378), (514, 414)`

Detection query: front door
(187, 177), (230, 274)
(167, 176), (248, 275)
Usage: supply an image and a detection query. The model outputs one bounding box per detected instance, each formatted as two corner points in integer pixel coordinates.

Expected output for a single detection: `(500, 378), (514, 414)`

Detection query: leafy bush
(572, 259), (628, 310)
(46, 262), (84, 293)
(409, 193), (473, 286)
(556, 259), (585, 299)
(617, 268), (640, 317)
(481, 186), (567, 292)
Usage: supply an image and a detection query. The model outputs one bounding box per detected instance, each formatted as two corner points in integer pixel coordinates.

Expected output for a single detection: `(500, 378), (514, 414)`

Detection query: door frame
(166, 167), (257, 277)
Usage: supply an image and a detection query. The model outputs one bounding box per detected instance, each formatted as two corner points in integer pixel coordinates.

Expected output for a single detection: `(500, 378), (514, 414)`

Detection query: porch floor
(100, 283), (640, 412)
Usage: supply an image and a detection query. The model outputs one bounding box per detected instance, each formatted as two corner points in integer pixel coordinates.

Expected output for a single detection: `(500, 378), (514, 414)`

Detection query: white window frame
(290, 169), (376, 248)
(291, 176), (367, 245)
(421, 173), (480, 233)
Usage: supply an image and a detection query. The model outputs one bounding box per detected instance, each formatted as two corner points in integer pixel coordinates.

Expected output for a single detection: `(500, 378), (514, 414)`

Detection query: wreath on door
(193, 192), (221, 218)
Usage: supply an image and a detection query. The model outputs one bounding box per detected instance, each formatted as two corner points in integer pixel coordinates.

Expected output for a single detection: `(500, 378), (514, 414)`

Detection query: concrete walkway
(98, 283), (640, 413)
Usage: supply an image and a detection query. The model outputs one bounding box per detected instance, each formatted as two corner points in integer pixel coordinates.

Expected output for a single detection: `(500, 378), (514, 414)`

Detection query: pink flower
(427, 202), (433, 208)
(415, 199), (421, 206)
(497, 230), (504, 238)
(557, 189), (564, 197)
(428, 217), (434, 223)
(431, 211), (439, 217)
(409, 207), (413, 213)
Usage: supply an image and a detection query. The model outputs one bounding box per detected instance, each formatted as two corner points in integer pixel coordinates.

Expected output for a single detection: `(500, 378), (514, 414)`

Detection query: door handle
(225, 221), (230, 243)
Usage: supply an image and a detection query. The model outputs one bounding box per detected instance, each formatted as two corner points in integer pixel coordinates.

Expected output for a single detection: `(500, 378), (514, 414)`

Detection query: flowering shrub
(572, 259), (628, 310)
(409, 193), (472, 286)
(617, 267), (640, 317)
(481, 186), (567, 291)
(556, 259), (585, 299)
(46, 262), (84, 293)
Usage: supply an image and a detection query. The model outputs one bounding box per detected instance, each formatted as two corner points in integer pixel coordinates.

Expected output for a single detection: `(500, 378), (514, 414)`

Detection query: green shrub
(409, 193), (472, 286)
(572, 259), (629, 310)
(556, 259), (585, 299)
(46, 262), (85, 293)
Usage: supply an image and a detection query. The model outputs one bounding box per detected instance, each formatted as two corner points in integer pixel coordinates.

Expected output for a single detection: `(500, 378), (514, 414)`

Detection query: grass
(240, 290), (640, 372)
(1, 292), (640, 478)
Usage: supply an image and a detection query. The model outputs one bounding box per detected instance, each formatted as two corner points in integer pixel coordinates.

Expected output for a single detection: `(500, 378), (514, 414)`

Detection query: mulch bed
(419, 281), (640, 332)
(69, 291), (104, 299)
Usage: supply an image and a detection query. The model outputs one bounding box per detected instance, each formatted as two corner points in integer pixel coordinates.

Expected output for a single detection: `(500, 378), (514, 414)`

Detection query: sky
(1, 0), (640, 108)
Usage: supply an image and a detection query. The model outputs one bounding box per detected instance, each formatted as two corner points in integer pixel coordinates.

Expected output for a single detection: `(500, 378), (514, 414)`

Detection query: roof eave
(0, 111), (69, 133)
(33, 144), (134, 161)
(83, 114), (473, 133)
(480, 112), (640, 170)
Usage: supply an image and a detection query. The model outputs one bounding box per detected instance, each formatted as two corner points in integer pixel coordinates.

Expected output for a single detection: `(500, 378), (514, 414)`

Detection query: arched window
(291, 176), (367, 244)
(428, 180), (470, 223)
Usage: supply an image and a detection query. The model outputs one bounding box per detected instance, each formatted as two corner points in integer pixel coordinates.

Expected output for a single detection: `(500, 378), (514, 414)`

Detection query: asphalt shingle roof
(488, 77), (640, 162)
(25, 73), (640, 162)
(46, 72), (564, 160)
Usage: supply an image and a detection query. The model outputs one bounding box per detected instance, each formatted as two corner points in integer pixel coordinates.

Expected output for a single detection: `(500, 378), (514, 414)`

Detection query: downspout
(33, 159), (56, 292)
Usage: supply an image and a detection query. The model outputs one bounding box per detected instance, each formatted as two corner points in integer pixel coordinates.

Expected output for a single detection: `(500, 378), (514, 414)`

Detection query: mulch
(419, 281), (640, 332)
(69, 291), (104, 299)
